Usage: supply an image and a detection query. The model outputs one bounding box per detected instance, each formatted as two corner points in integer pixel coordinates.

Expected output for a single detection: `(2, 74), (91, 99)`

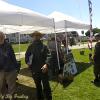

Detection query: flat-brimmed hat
(31, 31), (43, 37)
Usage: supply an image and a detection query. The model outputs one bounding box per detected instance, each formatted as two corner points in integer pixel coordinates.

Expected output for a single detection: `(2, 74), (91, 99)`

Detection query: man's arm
(41, 45), (51, 73)
(25, 44), (33, 66)
(9, 44), (18, 68)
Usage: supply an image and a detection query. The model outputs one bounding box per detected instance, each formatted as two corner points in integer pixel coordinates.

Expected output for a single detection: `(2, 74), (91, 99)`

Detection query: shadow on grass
(50, 61), (92, 88)
(19, 61), (92, 89)
(20, 62), (92, 77)
(61, 80), (73, 88)
(19, 68), (32, 77)
(93, 82), (100, 87)
(75, 61), (92, 75)
(15, 82), (36, 100)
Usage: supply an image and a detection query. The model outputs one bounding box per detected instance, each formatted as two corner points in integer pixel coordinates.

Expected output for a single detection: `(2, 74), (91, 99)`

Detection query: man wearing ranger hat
(25, 31), (52, 100)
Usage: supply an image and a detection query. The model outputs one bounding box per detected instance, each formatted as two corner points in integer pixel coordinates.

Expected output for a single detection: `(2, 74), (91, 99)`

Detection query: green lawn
(50, 49), (100, 100)
(17, 48), (100, 100)
(12, 41), (47, 53)
(12, 43), (29, 53)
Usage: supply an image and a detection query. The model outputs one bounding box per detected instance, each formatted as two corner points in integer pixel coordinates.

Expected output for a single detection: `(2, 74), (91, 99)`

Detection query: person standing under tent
(93, 33), (100, 83)
(25, 31), (52, 100)
(0, 31), (17, 99)
(48, 36), (64, 77)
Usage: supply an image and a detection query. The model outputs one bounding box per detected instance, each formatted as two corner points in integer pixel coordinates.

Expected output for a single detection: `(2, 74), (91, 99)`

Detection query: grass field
(12, 43), (29, 53)
(12, 41), (47, 53)
(16, 48), (100, 100)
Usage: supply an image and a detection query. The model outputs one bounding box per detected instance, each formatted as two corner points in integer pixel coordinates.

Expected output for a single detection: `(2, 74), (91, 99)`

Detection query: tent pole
(53, 18), (60, 70)
(18, 13), (23, 61)
(64, 20), (68, 54)
(18, 32), (20, 60)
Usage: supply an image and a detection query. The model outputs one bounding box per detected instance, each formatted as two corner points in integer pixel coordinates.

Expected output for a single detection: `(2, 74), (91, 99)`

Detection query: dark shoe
(93, 79), (100, 83)
(98, 76), (100, 80)
(16, 77), (18, 80)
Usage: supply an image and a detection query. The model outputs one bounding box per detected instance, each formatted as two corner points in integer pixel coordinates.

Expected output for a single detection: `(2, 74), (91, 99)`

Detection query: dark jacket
(93, 41), (100, 65)
(0, 41), (18, 72)
(25, 40), (51, 72)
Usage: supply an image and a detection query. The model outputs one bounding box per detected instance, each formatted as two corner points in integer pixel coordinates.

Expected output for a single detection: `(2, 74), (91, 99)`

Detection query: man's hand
(27, 64), (32, 70)
(41, 64), (48, 73)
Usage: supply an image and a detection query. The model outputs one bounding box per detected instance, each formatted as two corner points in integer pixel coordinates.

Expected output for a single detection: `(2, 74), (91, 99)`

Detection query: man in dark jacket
(93, 33), (100, 83)
(0, 31), (17, 97)
(25, 31), (52, 100)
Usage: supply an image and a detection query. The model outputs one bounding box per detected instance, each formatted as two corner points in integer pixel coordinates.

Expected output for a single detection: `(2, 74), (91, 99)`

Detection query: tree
(85, 28), (100, 36)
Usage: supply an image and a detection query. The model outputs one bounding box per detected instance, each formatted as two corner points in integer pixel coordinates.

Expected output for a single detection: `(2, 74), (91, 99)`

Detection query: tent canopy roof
(49, 11), (88, 23)
(49, 11), (90, 30)
(0, 0), (53, 27)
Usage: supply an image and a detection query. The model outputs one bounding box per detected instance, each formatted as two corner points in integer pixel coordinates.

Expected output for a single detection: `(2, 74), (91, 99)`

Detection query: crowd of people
(0, 31), (100, 100)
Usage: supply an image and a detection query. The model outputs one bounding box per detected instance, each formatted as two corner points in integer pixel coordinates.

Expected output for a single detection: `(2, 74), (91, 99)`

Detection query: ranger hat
(31, 31), (43, 38)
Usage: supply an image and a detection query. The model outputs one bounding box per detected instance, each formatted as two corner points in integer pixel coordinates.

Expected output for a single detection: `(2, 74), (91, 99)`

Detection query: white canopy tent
(0, 0), (54, 60)
(0, 25), (54, 34)
(0, 0), (54, 33)
(0, 1), (90, 70)
(48, 11), (90, 70)
(49, 11), (90, 32)
(55, 20), (90, 30)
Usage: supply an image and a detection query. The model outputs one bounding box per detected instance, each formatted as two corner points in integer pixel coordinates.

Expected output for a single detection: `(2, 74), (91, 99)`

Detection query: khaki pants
(0, 70), (17, 95)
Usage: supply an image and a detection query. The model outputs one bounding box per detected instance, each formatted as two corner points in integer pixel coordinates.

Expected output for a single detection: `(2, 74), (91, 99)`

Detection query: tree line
(85, 28), (100, 36)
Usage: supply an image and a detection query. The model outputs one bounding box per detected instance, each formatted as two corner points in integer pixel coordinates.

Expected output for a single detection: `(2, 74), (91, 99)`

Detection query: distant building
(48, 31), (80, 45)
(80, 36), (88, 42)
(6, 32), (32, 43)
